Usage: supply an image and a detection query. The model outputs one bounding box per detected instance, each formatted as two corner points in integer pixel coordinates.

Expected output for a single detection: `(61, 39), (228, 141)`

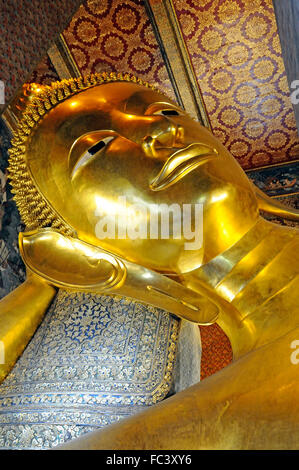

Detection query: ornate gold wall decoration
(145, 0), (210, 126)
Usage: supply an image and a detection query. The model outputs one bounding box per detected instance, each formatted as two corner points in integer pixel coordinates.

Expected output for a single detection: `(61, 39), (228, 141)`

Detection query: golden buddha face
(26, 81), (259, 273)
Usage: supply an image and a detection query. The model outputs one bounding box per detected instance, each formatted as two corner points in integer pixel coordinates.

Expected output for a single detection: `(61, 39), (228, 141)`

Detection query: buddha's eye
(88, 136), (115, 155)
(153, 109), (180, 116)
(72, 135), (115, 178)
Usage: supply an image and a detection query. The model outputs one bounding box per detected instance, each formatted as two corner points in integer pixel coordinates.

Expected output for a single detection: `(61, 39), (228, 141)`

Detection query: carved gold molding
(145, 0), (210, 128)
(48, 34), (81, 80)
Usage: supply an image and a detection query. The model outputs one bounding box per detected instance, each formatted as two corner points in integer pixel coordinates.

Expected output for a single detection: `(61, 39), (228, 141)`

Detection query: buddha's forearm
(0, 276), (56, 383)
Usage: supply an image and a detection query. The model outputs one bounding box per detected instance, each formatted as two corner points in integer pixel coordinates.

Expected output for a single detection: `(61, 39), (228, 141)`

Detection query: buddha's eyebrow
(71, 135), (115, 179)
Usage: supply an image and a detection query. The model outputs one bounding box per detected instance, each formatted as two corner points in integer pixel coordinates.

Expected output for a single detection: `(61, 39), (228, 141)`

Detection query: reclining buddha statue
(0, 73), (298, 450)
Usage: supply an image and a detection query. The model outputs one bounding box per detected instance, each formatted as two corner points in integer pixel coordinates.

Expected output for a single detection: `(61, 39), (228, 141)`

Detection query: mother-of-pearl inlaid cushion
(0, 289), (196, 449)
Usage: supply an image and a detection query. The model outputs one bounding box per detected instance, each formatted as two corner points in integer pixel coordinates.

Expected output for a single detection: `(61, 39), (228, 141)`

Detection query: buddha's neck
(183, 217), (298, 359)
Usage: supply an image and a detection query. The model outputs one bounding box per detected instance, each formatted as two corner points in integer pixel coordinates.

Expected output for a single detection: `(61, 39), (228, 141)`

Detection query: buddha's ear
(19, 228), (126, 291)
(254, 185), (299, 222)
(18, 228), (221, 325)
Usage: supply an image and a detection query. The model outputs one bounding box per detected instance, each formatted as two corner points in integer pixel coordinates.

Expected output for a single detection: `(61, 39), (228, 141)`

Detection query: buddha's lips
(150, 143), (218, 191)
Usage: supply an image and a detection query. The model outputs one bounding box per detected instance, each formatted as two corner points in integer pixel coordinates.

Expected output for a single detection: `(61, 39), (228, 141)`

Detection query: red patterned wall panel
(62, 0), (176, 101)
(173, 0), (299, 169)
(200, 324), (233, 380)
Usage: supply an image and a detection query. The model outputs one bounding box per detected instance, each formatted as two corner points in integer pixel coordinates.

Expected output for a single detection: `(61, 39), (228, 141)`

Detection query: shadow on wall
(0, 119), (25, 299)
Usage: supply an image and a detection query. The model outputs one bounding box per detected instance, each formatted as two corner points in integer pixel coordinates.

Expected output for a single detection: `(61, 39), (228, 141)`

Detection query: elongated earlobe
(255, 185), (299, 222)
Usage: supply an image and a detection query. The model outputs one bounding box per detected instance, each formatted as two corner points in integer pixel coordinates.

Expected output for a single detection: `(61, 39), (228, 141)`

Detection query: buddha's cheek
(69, 174), (201, 272)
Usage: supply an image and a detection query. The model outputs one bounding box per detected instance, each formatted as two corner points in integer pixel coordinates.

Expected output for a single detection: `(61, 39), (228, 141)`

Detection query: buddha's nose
(142, 123), (184, 159)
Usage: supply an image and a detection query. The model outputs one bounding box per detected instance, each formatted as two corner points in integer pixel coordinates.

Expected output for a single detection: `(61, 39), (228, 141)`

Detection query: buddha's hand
(19, 228), (219, 325)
